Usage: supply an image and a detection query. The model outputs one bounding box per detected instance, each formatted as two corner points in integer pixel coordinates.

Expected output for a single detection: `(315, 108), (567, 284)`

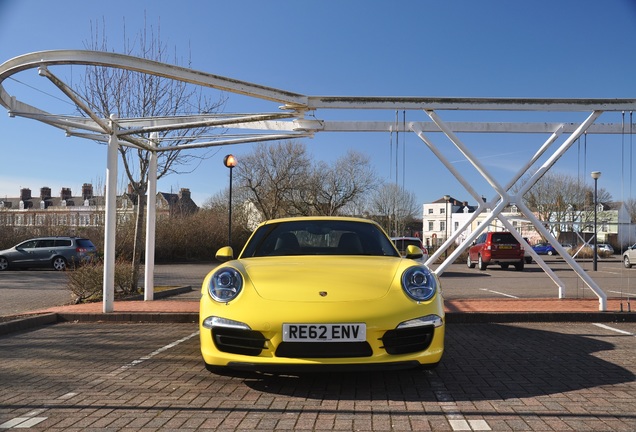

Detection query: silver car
(623, 244), (636, 268)
(0, 236), (97, 271)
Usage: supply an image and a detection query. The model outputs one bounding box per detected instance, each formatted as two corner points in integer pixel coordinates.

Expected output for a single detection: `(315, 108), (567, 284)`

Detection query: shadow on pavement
(237, 323), (634, 401)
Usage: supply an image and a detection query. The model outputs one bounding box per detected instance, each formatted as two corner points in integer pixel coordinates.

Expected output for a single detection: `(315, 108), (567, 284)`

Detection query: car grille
(381, 326), (435, 355)
(276, 342), (373, 358)
(212, 328), (267, 356)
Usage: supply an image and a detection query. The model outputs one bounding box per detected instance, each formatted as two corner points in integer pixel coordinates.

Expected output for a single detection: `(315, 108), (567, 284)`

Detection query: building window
(428, 221), (434, 231)
(440, 221), (446, 231)
(428, 208), (433, 214)
(440, 208), (445, 214)
(601, 221), (609, 232)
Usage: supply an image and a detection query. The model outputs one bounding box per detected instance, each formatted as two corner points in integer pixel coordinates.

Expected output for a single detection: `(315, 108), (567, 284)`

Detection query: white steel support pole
(516, 111), (602, 197)
(426, 110), (509, 199)
(144, 132), (158, 301)
(413, 118), (569, 292)
(496, 214), (566, 297)
(517, 200), (607, 311)
(411, 123), (487, 268)
(103, 117), (119, 313)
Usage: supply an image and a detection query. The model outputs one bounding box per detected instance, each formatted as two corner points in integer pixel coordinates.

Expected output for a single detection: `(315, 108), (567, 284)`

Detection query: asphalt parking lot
(438, 259), (636, 303)
(1, 321), (634, 431)
(1, 260), (636, 431)
(3, 259), (636, 317)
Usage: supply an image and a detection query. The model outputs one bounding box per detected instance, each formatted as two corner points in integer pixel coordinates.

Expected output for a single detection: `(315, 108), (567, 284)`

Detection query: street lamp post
(591, 171), (601, 271)
(224, 154), (237, 246)
(444, 195), (451, 257)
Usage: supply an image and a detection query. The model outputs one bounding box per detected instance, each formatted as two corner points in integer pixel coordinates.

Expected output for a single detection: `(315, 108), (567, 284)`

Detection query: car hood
(240, 256), (403, 302)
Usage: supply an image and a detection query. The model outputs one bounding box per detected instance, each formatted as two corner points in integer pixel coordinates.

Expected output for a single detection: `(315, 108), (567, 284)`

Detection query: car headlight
(401, 266), (437, 301)
(208, 267), (243, 302)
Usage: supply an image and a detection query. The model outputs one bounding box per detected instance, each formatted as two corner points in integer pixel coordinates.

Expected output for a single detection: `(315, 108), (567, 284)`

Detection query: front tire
(0, 257), (8, 271)
(52, 257), (67, 271)
(624, 256), (632, 269)
(547, 250), (554, 256)
(467, 255), (476, 268)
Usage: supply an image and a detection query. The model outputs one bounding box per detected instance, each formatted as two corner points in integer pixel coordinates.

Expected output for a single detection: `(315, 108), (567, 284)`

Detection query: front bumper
(200, 314), (444, 370)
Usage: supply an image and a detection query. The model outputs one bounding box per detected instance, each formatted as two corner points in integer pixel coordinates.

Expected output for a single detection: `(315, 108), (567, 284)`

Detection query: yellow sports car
(200, 216), (444, 372)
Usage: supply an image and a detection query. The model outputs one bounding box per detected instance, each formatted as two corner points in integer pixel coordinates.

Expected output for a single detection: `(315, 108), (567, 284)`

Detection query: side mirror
(405, 245), (423, 260)
(215, 246), (234, 262)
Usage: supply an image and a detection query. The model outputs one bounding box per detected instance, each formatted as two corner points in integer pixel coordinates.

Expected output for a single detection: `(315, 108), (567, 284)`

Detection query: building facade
(0, 184), (198, 228)
(422, 196), (634, 251)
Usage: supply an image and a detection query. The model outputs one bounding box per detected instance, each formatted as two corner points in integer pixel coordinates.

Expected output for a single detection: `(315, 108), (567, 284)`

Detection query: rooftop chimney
(60, 188), (72, 201)
(40, 187), (51, 200)
(179, 188), (191, 199)
(20, 188), (31, 201)
(82, 183), (93, 200)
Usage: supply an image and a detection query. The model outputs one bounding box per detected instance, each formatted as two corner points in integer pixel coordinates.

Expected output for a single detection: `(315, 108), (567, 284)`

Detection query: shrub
(66, 259), (139, 303)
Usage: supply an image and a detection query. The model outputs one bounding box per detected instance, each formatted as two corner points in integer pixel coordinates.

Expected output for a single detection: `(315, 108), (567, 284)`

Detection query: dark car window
(54, 239), (73, 247)
(18, 240), (38, 249)
(75, 239), (95, 248)
(242, 220), (399, 258)
(491, 233), (518, 244)
(36, 239), (56, 248)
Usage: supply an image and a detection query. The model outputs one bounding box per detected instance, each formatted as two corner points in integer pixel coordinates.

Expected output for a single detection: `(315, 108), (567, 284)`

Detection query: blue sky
(1, 0), (635, 208)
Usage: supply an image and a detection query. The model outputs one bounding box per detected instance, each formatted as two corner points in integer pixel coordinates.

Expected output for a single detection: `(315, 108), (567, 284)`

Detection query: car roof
(390, 236), (421, 241)
(257, 216), (382, 227)
(26, 236), (86, 240)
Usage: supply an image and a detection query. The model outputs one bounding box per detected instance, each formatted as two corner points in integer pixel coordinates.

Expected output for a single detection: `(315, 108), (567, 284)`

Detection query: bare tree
(370, 183), (418, 236)
(234, 142), (379, 222)
(234, 141), (313, 220)
(303, 151), (378, 216)
(520, 172), (612, 238)
(623, 198), (636, 224)
(79, 17), (225, 292)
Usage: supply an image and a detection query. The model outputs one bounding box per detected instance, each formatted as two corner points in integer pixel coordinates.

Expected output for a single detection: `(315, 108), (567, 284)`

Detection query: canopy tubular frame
(2, 50), (635, 311)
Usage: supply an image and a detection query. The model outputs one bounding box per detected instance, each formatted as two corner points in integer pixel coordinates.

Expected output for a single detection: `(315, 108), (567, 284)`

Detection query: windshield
(241, 220), (400, 258)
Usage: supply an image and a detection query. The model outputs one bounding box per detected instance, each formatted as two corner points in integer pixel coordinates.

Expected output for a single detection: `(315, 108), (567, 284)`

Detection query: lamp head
(224, 154), (237, 168)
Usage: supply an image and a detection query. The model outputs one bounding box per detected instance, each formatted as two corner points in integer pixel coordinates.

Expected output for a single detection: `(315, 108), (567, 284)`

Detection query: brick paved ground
(1, 321), (634, 431)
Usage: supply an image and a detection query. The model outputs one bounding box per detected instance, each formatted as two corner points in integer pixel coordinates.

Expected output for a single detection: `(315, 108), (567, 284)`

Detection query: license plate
(283, 323), (366, 342)
(498, 245), (512, 249)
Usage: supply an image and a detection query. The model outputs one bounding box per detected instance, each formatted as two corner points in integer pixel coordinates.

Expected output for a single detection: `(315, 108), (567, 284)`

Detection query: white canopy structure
(1, 50), (635, 311)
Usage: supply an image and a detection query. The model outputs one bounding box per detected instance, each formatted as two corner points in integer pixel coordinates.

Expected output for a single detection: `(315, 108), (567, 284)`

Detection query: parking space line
(109, 331), (199, 376)
(0, 409), (47, 429)
(479, 288), (519, 299)
(433, 382), (491, 431)
(593, 323), (636, 336)
(608, 290), (636, 297)
(12, 417), (47, 429)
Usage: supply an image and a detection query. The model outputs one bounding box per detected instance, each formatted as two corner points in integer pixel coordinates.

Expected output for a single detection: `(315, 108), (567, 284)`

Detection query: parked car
(200, 216), (445, 372)
(532, 242), (557, 256)
(0, 237), (97, 271)
(560, 243), (573, 253)
(623, 244), (636, 268)
(391, 236), (429, 263)
(595, 243), (614, 255)
(467, 231), (525, 271)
